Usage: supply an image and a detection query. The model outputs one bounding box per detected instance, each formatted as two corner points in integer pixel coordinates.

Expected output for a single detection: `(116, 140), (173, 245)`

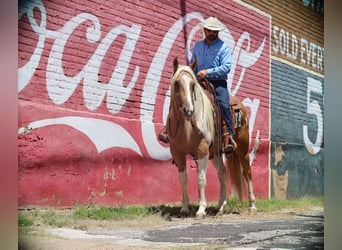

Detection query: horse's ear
(190, 59), (197, 71)
(173, 57), (179, 73)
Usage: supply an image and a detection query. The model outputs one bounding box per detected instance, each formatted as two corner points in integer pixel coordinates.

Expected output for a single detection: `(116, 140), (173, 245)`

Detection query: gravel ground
(18, 206), (324, 250)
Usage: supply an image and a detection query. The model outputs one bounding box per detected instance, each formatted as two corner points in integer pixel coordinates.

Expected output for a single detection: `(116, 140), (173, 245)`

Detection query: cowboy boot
(158, 126), (169, 143)
(221, 121), (234, 154)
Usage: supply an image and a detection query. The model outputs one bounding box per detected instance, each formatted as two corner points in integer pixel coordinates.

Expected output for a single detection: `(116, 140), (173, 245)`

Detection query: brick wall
(18, 0), (322, 206)
(242, 0), (324, 198)
(242, 0), (324, 74)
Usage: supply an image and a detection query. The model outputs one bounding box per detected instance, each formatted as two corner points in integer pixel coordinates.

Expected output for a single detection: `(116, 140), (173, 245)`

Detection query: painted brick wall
(242, 0), (324, 198)
(21, 0), (322, 207)
(242, 0), (324, 74)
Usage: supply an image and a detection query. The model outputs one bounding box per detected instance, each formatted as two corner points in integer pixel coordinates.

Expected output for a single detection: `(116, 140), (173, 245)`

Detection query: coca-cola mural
(18, 0), (270, 206)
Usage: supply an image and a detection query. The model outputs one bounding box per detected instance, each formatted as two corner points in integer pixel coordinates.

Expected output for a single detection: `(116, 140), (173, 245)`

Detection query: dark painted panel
(270, 60), (324, 198)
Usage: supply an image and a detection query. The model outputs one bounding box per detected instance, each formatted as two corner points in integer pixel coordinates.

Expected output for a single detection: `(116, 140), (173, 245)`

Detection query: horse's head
(171, 57), (198, 120)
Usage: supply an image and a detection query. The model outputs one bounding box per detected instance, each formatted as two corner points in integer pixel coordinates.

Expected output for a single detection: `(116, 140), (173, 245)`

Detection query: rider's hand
(197, 69), (208, 79)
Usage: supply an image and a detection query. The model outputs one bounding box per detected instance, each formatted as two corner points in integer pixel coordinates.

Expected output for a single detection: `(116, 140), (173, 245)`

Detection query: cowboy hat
(198, 17), (225, 31)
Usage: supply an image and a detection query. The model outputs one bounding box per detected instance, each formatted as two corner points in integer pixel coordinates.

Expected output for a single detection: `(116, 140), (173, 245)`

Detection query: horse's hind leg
(212, 155), (227, 215)
(242, 153), (257, 212)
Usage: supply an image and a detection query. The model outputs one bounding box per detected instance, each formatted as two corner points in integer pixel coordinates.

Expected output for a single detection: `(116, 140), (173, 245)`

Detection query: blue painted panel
(270, 60), (323, 198)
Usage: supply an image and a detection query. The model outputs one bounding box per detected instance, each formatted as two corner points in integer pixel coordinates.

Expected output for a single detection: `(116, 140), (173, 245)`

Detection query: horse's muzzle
(181, 107), (194, 119)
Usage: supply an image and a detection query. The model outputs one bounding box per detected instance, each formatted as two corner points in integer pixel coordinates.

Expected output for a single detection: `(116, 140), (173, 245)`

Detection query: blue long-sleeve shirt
(190, 38), (232, 81)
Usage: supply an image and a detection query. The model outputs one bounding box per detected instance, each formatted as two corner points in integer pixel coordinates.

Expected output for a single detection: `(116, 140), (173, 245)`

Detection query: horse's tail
(227, 153), (246, 201)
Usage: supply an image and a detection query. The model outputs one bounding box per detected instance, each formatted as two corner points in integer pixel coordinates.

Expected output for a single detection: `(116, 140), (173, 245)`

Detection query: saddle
(198, 79), (243, 130)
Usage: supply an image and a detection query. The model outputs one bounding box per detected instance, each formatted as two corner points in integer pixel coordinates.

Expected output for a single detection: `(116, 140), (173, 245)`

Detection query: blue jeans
(211, 80), (234, 136)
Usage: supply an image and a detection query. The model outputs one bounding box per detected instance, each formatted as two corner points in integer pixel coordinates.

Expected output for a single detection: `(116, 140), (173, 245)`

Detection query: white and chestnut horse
(166, 57), (256, 218)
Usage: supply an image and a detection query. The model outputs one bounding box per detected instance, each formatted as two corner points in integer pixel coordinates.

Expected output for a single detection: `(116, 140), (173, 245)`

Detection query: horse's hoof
(158, 131), (169, 143)
(195, 211), (206, 219)
(180, 208), (190, 218)
(248, 206), (257, 215)
(216, 208), (224, 216)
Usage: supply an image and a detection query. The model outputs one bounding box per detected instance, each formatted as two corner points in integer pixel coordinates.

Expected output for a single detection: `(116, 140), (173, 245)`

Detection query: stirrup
(224, 142), (234, 154)
(230, 136), (237, 149)
(158, 131), (169, 143)
(223, 133), (234, 154)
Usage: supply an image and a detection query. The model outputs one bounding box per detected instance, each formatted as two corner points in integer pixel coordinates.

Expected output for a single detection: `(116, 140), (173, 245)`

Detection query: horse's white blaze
(181, 74), (194, 113)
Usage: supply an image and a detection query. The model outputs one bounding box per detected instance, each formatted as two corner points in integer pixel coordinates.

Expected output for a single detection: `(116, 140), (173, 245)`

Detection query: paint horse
(166, 57), (256, 218)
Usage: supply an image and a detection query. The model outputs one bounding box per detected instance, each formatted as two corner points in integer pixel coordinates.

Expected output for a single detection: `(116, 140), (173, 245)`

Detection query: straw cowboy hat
(198, 17), (225, 31)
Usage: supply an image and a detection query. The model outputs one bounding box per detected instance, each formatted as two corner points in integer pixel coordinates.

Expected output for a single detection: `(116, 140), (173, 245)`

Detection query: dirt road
(19, 206), (323, 249)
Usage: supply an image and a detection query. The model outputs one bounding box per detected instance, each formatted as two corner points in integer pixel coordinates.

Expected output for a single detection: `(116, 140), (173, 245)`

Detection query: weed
(18, 213), (34, 226)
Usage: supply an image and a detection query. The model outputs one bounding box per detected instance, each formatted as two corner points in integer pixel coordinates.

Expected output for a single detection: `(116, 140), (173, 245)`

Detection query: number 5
(303, 76), (323, 154)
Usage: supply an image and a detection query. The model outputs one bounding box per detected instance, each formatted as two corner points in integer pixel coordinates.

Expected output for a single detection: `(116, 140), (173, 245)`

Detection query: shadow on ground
(146, 204), (240, 220)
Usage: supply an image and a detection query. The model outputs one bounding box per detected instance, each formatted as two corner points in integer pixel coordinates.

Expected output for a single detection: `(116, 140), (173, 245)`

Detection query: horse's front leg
(179, 170), (190, 216)
(196, 154), (209, 219)
(173, 153), (190, 216)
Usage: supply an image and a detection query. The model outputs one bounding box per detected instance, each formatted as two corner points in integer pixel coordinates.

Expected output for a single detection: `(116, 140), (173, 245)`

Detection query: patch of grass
(18, 208), (75, 228)
(18, 196), (323, 228)
(41, 209), (74, 227)
(255, 196), (323, 212)
(73, 205), (152, 220)
(225, 197), (250, 212)
(18, 213), (34, 226)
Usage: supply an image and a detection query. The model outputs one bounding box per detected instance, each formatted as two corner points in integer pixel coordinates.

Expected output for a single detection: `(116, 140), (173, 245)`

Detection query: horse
(166, 57), (256, 218)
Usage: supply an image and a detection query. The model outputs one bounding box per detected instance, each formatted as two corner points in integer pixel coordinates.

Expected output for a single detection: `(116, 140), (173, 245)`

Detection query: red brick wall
(18, 0), (271, 206)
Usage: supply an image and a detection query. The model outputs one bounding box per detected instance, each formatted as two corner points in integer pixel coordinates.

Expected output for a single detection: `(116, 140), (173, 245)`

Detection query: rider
(159, 16), (235, 154)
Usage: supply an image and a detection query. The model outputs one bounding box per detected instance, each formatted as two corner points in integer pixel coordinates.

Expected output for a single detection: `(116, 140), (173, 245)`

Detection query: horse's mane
(171, 64), (215, 144)
(171, 64), (197, 84)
